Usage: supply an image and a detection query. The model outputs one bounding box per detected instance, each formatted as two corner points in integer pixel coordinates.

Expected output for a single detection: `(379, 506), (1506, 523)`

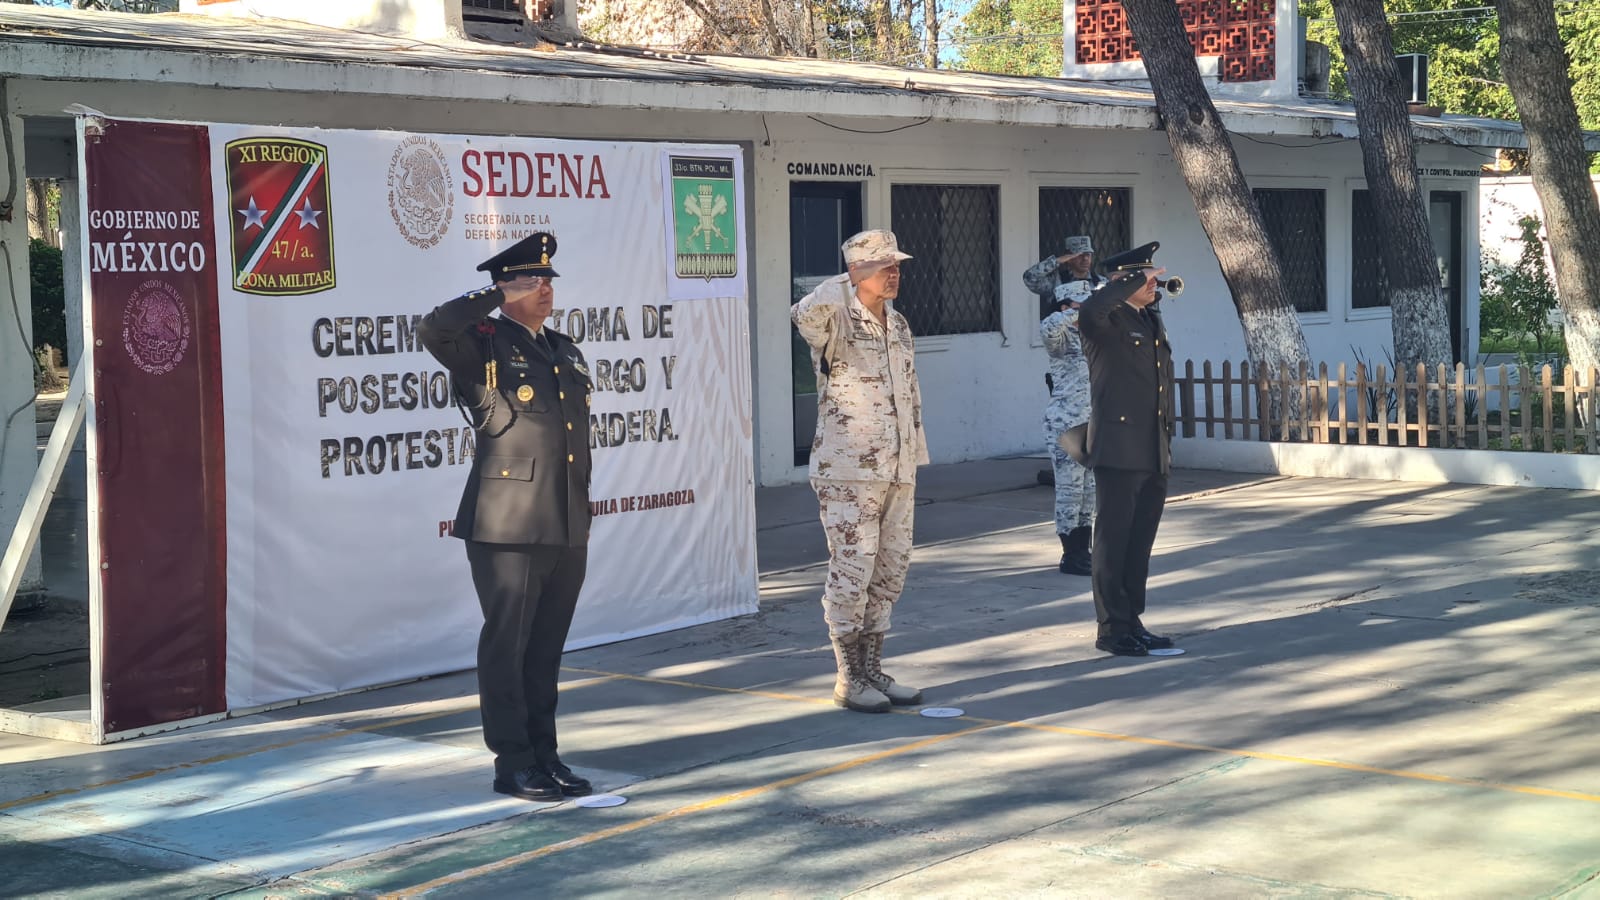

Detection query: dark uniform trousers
(418, 285), (594, 780)
(1076, 281), (1176, 641)
(466, 542), (587, 777)
(1091, 468), (1166, 640)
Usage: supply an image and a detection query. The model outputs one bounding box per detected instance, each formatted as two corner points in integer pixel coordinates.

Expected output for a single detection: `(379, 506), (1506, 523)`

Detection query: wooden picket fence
(1176, 360), (1600, 454)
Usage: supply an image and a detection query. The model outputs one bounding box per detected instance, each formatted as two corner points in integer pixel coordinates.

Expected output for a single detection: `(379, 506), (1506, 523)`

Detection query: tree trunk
(804, 0), (820, 58)
(924, 0), (938, 69)
(1498, 0), (1600, 377)
(897, 0), (913, 63)
(26, 179), (57, 247)
(1119, 0), (1311, 421)
(753, 0), (794, 55)
(1331, 0), (1454, 374)
(679, 0), (737, 51)
(871, 0), (893, 62)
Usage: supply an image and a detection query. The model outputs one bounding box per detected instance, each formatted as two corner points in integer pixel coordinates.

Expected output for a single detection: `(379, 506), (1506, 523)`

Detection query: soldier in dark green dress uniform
(419, 232), (596, 802)
(1073, 241), (1179, 658)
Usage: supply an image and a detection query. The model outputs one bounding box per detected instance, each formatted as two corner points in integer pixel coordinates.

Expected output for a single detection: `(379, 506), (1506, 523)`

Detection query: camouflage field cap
(478, 231), (559, 281)
(1063, 235), (1094, 256)
(842, 229), (913, 268)
(1054, 281), (1093, 306)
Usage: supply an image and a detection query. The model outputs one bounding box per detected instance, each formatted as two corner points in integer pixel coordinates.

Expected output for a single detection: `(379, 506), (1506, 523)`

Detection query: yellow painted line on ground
(567, 666), (1600, 806)
(0, 674), (620, 814)
(985, 717), (1600, 800)
(975, 717), (1600, 804)
(385, 723), (994, 898)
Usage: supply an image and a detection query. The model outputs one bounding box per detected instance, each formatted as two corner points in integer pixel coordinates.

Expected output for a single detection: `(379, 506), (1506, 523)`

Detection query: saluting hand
(1124, 267), (1165, 309)
(499, 275), (552, 305)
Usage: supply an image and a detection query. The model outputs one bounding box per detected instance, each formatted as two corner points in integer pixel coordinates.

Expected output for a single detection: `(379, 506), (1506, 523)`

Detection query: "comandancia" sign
(786, 161), (877, 177)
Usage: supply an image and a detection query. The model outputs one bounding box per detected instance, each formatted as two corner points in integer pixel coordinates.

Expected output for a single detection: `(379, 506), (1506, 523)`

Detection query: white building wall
(7, 76), (1486, 487)
(177, 0), (465, 39)
(1, 101), (44, 592)
(1478, 174), (1600, 265)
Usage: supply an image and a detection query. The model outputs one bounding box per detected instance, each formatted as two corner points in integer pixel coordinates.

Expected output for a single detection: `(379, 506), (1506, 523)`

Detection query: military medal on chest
(517, 384), (534, 402)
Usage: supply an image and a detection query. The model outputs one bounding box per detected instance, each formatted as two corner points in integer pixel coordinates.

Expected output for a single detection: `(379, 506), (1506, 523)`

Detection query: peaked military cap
(477, 231), (560, 281)
(1098, 241), (1160, 274)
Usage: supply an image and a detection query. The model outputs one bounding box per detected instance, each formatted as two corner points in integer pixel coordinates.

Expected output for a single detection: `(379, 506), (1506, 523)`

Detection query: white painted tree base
(1173, 436), (1600, 491)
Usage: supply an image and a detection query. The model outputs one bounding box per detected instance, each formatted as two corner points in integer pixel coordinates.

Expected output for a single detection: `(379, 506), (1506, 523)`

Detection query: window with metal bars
(1253, 188), (1327, 313)
(1037, 187), (1131, 265)
(1351, 189), (1392, 309)
(889, 184), (1001, 336)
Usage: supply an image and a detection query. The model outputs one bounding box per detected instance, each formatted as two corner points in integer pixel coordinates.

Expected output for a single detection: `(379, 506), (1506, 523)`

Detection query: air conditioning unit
(459, 0), (576, 41)
(1396, 53), (1430, 104)
(462, 0), (526, 25)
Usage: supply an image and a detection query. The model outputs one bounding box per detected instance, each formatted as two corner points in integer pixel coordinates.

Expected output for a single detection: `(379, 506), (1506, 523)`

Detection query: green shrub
(28, 237), (67, 354)
(1479, 216), (1563, 358)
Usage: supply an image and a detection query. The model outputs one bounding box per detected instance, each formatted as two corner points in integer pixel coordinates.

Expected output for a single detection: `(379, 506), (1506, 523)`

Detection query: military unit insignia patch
(226, 137), (337, 296)
(670, 156), (737, 281)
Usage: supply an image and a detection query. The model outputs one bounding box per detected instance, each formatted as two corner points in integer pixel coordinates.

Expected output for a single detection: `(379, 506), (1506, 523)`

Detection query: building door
(789, 182), (862, 466)
(1429, 191), (1465, 361)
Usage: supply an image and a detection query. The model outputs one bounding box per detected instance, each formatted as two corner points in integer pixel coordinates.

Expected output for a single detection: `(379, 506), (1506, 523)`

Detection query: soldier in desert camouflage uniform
(791, 229), (930, 713)
(1042, 281), (1096, 576)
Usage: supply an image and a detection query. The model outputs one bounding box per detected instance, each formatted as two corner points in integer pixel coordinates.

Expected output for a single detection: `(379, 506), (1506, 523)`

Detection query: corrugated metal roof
(0, 5), (1549, 149)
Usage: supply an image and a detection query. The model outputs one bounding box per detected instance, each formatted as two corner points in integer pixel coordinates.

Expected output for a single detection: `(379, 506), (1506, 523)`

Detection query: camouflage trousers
(1045, 401), (1095, 534)
(811, 479), (916, 638)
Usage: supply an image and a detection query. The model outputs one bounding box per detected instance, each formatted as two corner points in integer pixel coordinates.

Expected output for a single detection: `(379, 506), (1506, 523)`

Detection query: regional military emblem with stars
(225, 137), (337, 296)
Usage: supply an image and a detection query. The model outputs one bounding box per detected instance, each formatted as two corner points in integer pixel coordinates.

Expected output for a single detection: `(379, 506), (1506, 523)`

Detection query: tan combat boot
(831, 635), (890, 713)
(861, 633), (923, 706)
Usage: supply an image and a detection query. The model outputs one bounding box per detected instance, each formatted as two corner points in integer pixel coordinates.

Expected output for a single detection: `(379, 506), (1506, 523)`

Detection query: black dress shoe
(1133, 628), (1174, 650)
(1095, 634), (1149, 657)
(538, 757), (593, 797)
(493, 766), (564, 802)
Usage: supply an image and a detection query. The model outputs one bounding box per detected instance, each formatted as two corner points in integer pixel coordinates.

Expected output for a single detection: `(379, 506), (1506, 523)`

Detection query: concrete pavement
(2, 458), (1599, 898)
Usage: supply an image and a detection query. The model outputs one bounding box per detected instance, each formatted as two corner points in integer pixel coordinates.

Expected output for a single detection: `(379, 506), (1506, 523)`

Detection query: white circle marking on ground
(574, 794), (628, 808)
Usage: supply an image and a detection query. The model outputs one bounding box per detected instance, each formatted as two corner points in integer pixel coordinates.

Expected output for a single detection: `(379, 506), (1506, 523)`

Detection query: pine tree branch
(753, 0), (796, 56)
(678, 0), (740, 51)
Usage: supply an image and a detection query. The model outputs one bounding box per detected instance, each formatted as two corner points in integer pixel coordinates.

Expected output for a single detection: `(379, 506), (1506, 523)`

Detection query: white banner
(208, 125), (756, 708)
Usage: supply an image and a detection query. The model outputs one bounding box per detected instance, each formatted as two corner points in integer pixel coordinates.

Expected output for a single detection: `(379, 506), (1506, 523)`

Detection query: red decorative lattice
(1251, 23), (1275, 54)
(1075, 0), (1277, 83)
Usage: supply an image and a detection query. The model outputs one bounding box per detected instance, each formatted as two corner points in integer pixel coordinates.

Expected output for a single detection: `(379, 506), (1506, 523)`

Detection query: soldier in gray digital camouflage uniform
(791, 229), (930, 714)
(1042, 280), (1095, 575)
(1023, 235), (1103, 323)
(1025, 235), (1103, 487)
